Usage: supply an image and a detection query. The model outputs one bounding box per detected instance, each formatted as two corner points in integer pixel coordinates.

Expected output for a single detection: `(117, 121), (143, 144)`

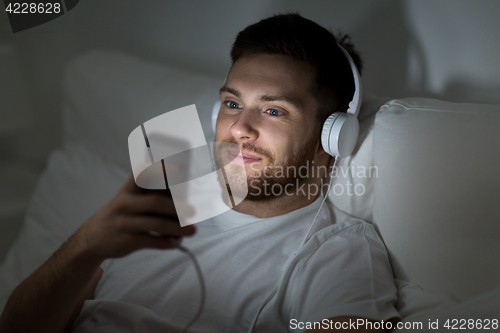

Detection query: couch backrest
(372, 98), (500, 301)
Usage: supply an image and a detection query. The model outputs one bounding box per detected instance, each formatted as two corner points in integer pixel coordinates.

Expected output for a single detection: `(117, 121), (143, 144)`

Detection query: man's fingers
(132, 234), (178, 250)
(120, 216), (196, 237)
(119, 194), (195, 218)
(120, 174), (146, 195)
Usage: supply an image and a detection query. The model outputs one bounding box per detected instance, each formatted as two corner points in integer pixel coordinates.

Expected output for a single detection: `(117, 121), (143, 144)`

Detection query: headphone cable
(299, 155), (338, 249)
(176, 244), (206, 333)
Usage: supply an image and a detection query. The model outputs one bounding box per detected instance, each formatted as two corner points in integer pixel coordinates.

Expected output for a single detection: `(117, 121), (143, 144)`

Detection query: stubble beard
(213, 134), (319, 202)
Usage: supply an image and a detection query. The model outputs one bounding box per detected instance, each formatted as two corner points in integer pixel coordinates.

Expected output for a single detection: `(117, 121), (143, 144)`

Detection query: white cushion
(62, 50), (222, 169)
(0, 142), (129, 313)
(395, 286), (500, 332)
(372, 98), (500, 301)
(395, 279), (457, 320)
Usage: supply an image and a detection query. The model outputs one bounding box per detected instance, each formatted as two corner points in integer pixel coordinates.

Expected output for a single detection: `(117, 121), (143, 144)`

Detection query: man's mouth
(227, 149), (263, 165)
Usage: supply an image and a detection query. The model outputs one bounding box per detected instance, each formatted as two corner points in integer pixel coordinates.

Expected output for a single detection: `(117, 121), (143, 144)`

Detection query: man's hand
(74, 175), (196, 260)
(0, 175), (196, 333)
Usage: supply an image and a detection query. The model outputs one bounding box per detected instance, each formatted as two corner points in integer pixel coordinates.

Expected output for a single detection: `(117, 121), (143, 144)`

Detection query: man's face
(214, 53), (322, 201)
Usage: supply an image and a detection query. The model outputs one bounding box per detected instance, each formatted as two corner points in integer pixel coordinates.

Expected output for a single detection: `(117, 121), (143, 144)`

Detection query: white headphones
(320, 45), (362, 157)
(212, 44), (362, 158)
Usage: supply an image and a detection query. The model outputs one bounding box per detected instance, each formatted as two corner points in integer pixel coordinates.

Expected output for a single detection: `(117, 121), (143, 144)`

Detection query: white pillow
(372, 98), (500, 301)
(395, 286), (500, 332)
(395, 279), (457, 320)
(0, 142), (129, 313)
(62, 50), (223, 169)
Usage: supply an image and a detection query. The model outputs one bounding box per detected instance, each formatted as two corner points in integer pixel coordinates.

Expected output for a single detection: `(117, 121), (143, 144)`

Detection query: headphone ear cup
(321, 113), (360, 157)
(321, 113), (340, 156)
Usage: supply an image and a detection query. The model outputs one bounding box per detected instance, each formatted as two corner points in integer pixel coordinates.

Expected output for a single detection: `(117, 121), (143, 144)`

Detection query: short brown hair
(231, 13), (363, 129)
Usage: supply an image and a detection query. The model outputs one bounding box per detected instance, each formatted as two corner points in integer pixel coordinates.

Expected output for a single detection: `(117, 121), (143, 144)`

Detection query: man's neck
(229, 177), (323, 218)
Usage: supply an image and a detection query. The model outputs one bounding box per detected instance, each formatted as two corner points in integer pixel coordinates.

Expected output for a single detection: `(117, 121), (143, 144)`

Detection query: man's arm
(0, 241), (103, 333)
(64, 266), (103, 332)
(0, 176), (195, 333)
(306, 316), (388, 332)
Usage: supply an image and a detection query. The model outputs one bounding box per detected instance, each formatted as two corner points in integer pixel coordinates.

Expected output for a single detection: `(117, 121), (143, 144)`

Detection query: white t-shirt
(72, 197), (399, 333)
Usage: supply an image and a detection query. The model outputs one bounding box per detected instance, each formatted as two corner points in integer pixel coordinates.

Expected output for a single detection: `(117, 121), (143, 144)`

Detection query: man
(0, 14), (398, 332)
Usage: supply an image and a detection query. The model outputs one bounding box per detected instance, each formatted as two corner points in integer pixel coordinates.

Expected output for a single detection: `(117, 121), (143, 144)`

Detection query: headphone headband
(336, 43), (362, 118)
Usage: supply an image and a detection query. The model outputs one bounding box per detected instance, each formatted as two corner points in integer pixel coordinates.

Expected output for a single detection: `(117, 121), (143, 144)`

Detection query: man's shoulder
(326, 202), (366, 224)
(309, 203), (383, 251)
(317, 217), (376, 244)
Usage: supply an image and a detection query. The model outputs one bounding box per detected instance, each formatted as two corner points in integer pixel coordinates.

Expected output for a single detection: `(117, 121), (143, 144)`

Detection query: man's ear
(316, 146), (334, 180)
(315, 140), (331, 170)
(316, 139), (328, 156)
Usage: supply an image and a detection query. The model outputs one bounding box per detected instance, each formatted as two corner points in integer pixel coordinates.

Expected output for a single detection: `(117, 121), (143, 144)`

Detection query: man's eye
(266, 108), (283, 116)
(226, 101), (240, 109)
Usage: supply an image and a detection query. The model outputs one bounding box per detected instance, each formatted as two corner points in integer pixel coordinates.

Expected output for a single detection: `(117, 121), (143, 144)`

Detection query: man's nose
(230, 109), (259, 141)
